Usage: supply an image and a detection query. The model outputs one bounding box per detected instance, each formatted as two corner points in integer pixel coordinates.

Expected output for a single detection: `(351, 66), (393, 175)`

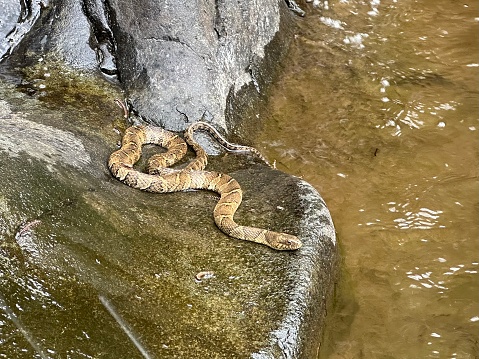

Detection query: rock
(0, 73), (338, 357)
(1, 0), (296, 132)
(108, 0), (295, 131)
(1, 0), (97, 70)
(0, 1), (338, 357)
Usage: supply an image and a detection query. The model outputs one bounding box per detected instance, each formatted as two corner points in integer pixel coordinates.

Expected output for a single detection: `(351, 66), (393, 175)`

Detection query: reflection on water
(258, 0), (478, 357)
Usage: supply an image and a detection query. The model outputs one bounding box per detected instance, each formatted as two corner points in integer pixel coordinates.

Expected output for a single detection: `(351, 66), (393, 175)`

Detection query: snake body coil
(108, 122), (302, 250)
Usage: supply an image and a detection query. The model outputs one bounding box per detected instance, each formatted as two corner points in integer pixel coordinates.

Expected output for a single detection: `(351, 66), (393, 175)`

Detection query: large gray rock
(109, 0), (293, 131)
(2, 0), (297, 132)
(0, 0), (337, 357)
(0, 76), (337, 358)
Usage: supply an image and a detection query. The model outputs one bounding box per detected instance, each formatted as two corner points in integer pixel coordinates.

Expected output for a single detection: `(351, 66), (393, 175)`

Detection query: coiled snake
(108, 122), (302, 250)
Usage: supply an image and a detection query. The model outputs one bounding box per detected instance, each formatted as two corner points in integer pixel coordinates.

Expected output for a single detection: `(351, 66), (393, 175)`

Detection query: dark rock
(1, 0), (296, 132)
(106, 0), (296, 131)
(1, 0), (97, 71)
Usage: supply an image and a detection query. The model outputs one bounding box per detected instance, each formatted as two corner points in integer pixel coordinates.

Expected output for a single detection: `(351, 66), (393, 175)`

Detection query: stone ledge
(1, 79), (338, 357)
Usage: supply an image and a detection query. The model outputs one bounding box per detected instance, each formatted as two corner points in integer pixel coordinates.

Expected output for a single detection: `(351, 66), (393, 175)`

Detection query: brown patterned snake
(108, 122), (302, 250)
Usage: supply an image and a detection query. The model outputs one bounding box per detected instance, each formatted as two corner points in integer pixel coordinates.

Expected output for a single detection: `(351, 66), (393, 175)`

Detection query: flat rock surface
(0, 70), (338, 357)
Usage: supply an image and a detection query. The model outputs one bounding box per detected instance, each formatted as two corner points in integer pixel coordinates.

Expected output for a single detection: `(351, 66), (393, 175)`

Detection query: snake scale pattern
(108, 122), (302, 250)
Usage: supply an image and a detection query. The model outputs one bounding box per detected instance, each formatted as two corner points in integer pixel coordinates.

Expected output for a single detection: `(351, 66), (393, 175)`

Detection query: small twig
(16, 219), (41, 238)
(175, 106), (189, 123)
(99, 295), (152, 359)
(0, 293), (49, 359)
(114, 98), (129, 119)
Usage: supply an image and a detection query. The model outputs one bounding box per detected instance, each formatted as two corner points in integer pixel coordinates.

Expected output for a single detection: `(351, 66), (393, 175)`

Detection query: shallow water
(257, 0), (478, 357)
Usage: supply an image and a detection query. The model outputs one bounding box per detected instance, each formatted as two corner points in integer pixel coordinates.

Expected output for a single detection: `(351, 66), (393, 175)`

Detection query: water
(256, 0), (478, 357)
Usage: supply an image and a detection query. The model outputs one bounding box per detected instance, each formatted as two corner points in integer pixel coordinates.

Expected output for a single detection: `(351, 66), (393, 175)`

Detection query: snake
(108, 122), (302, 250)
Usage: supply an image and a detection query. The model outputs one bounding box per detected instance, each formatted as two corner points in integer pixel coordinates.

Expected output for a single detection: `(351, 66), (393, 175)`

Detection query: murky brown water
(257, 0), (478, 357)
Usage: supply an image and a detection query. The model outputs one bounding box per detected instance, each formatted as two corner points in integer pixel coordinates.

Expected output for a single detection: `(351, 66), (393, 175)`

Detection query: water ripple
(391, 204), (445, 230)
(358, 201), (446, 230)
(404, 261), (478, 295)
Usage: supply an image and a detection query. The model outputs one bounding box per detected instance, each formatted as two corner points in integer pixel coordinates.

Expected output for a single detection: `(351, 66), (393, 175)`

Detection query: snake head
(267, 232), (302, 251)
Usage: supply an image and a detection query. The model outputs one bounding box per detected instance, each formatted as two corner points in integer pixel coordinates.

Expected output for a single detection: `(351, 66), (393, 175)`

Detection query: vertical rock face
(107, 0), (291, 131)
(1, 0), (293, 132)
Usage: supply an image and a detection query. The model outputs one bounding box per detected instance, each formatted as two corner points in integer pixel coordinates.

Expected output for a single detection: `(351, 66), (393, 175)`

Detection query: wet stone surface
(1, 0), (337, 355)
(0, 70), (338, 357)
(1, 0), (297, 132)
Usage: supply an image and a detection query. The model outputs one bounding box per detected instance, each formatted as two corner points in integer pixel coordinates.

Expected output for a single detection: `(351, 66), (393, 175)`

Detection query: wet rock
(0, 0), (47, 61)
(108, 0), (295, 131)
(1, 0), (97, 70)
(1, 0), (296, 132)
(1, 1), (338, 357)
(0, 74), (338, 357)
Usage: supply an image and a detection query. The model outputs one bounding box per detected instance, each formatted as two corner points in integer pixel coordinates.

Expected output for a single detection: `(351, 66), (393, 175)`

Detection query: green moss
(19, 57), (117, 105)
